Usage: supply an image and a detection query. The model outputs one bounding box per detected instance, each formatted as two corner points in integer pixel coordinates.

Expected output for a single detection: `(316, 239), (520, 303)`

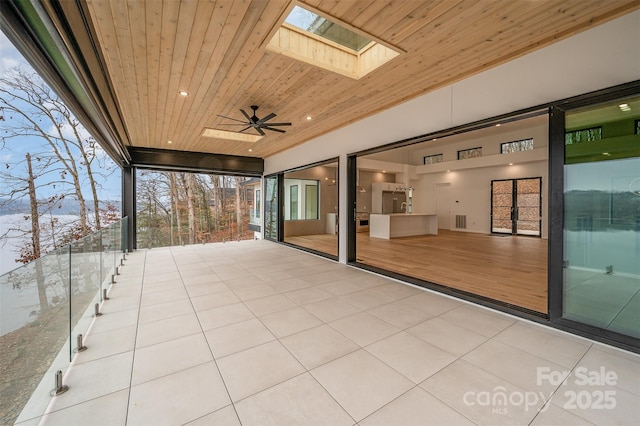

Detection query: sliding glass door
(562, 94), (640, 339)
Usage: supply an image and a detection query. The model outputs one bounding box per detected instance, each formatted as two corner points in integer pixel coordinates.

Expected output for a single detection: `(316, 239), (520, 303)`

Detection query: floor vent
(455, 215), (467, 229)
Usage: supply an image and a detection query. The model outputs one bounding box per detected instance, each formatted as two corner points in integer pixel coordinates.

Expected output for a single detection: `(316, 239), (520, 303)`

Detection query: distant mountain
(0, 198), (121, 215)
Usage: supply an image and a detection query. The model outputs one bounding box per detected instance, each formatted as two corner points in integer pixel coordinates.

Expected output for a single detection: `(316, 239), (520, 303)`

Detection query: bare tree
(168, 172), (183, 246)
(210, 174), (222, 233)
(180, 173), (197, 244)
(24, 153), (48, 311)
(0, 67), (112, 235)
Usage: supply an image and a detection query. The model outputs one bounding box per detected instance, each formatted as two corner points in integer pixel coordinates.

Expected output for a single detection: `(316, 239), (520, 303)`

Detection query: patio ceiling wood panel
(82, 0), (638, 160)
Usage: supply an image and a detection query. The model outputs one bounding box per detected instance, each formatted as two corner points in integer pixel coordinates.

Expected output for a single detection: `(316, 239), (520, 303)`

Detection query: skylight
(284, 5), (372, 52)
(202, 128), (263, 143)
(266, 3), (401, 80)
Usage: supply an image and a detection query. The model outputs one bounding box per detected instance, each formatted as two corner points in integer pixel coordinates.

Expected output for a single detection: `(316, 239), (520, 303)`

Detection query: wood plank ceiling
(85, 0), (639, 159)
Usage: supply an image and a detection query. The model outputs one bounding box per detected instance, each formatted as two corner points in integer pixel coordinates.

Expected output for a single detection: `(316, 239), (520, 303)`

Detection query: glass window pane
(255, 189), (261, 219)
(424, 154), (443, 164)
(290, 185), (298, 220)
(285, 5), (372, 51)
(264, 176), (278, 240)
(458, 147), (482, 160)
(501, 138), (533, 153)
(305, 184), (318, 219)
(563, 95), (640, 338)
(283, 162), (338, 257)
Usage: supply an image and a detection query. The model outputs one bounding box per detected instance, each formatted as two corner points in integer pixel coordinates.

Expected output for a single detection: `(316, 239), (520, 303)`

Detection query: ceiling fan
(217, 105), (291, 136)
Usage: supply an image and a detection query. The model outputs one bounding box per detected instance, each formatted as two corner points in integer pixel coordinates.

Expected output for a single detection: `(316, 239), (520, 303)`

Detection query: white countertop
(372, 213), (436, 216)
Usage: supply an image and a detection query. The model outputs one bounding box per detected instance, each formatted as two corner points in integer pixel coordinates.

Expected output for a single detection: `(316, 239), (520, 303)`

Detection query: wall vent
(455, 215), (467, 229)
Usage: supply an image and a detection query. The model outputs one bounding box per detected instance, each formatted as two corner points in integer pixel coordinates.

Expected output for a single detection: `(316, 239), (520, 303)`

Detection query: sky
(0, 31), (121, 202)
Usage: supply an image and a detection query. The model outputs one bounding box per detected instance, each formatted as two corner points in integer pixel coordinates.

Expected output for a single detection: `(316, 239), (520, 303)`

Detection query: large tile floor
(22, 240), (640, 425)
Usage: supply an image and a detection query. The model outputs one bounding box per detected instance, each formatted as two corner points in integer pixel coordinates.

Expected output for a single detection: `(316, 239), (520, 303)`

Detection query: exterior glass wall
(355, 114), (549, 313)
(283, 161), (339, 258)
(135, 170), (256, 248)
(563, 95), (640, 338)
(264, 176), (278, 240)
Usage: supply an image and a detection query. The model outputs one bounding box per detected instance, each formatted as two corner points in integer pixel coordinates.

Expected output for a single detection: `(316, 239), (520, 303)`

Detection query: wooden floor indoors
(285, 234), (339, 257)
(287, 230), (548, 313)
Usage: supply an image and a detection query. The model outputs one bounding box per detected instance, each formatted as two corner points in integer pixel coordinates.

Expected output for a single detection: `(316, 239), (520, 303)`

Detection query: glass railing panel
(112, 221), (120, 276)
(122, 217), (128, 254)
(1, 245), (71, 425)
(69, 232), (102, 354)
(101, 228), (113, 288)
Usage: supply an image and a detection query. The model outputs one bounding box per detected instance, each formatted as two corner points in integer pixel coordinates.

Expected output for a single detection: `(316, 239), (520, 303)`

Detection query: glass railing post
(99, 229), (103, 302)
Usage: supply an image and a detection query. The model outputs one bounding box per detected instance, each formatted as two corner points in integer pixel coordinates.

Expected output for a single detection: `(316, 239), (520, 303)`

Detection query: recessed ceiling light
(508, 162), (513, 166)
(168, 140), (172, 144)
(249, 148), (253, 152)
(619, 103), (631, 112)
(495, 124), (501, 127)
(306, 116), (312, 120)
(446, 170), (451, 173)
(382, 170), (386, 173)
(179, 91), (189, 96)
(602, 152), (611, 156)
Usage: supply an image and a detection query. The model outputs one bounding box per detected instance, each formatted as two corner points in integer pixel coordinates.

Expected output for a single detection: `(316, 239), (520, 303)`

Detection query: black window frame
(564, 126), (603, 145)
(500, 138), (534, 154)
(457, 146), (483, 160)
(423, 153), (444, 165)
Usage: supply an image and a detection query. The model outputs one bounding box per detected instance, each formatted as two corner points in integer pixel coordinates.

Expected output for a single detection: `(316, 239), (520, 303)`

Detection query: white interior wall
(411, 161), (548, 237)
(412, 115), (549, 163)
(263, 11), (640, 263)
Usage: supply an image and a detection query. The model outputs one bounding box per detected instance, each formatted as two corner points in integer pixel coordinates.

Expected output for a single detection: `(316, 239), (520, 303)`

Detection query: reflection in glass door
(491, 177), (541, 236)
(264, 176), (278, 240)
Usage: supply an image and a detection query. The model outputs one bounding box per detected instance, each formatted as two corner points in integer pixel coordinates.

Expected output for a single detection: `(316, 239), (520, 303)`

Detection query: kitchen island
(369, 213), (438, 239)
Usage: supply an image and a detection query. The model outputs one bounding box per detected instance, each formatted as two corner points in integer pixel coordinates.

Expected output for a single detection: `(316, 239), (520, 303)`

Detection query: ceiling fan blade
(217, 114), (247, 123)
(260, 112), (277, 123)
(256, 127), (266, 136)
(218, 123), (250, 126)
(240, 109), (252, 121)
(262, 122), (291, 126)
(238, 126), (252, 133)
(263, 126), (286, 133)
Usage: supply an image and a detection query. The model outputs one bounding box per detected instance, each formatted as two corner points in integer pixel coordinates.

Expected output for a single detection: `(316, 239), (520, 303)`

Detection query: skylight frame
(264, 2), (403, 80)
(202, 128), (263, 143)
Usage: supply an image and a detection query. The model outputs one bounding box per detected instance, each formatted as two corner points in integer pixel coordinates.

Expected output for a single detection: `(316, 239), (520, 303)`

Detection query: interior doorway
(491, 177), (542, 236)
